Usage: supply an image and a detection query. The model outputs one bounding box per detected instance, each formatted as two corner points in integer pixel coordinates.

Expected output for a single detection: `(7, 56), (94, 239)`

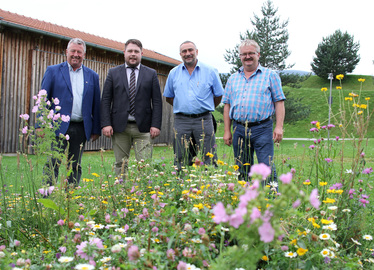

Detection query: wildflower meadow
(0, 76), (373, 269)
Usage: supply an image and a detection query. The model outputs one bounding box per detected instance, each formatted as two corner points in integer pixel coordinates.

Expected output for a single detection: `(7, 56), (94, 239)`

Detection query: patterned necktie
(129, 67), (136, 116)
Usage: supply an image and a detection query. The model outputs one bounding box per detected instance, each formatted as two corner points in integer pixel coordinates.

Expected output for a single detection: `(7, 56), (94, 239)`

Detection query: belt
(128, 120), (136, 123)
(234, 117), (271, 127)
(176, 111), (210, 118)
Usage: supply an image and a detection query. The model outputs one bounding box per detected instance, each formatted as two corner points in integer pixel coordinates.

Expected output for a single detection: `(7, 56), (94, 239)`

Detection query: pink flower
(239, 188), (258, 208)
(325, 158), (333, 163)
(250, 207), (261, 224)
(227, 183), (235, 191)
(279, 172), (292, 184)
(32, 105), (38, 113)
(335, 136), (340, 141)
(258, 222), (275, 243)
(105, 214), (111, 223)
(281, 245), (288, 251)
(61, 115), (70, 123)
(212, 202), (229, 224)
(57, 219), (64, 226)
(167, 249), (175, 261)
(22, 126), (28, 134)
(309, 145), (315, 149)
(59, 246), (66, 253)
(53, 98), (60, 105)
(249, 163), (271, 180)
(310, 128), (319, 132)
(177, 261), (187, 270)
(14, 240), (21, 246)
(198, 227), (206, 235)
(229, 208), (246, 228)
(310, 189), (320, 209)
(65, 134), (70, 141)
(311, 121), (318, 125)
(362, 167), (373, 174)
(53, 113), (61, 121)
(292, 199), (301, 208)
(19, 114), (30, 120)
(128, 245), (140, 261)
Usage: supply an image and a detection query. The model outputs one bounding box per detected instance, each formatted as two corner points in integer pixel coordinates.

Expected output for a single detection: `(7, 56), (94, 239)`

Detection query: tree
(311, 30), (360, 79)
(224, 0), (294, 73)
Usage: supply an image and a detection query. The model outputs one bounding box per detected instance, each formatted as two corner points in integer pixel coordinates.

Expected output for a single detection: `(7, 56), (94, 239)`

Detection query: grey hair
(239, 39), (260, 53)
(67, 38), (86, 53)
(180, 41), (197, 50)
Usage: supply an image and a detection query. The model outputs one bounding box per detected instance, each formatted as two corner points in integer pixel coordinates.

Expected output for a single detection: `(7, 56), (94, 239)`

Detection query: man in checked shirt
(222, 39), (285, 182)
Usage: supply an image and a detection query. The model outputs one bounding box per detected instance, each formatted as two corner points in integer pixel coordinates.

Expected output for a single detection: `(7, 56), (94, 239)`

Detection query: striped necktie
(129, 67), (136, 116)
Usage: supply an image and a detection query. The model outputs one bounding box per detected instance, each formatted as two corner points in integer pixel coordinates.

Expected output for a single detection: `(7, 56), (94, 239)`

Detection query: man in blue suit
(37, 38), (101, 186)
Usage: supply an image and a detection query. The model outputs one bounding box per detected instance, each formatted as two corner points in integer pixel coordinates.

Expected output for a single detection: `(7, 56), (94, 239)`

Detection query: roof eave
(0, 19), (178, 68)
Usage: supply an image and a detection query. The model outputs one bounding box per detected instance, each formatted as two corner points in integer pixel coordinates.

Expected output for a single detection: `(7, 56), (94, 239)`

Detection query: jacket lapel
(61, 62), (72, 94)
(120, 64), (130, 96)
(82, 65), (89, 100)
(136, 64), (144, 95)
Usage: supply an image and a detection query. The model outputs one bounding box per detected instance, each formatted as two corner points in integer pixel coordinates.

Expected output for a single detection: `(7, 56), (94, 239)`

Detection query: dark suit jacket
(100, 64), (162, 133)
(40, 62), (101, 140)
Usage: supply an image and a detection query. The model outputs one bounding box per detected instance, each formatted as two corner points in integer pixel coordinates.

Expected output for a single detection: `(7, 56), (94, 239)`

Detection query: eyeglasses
(239, 52), (257, 57)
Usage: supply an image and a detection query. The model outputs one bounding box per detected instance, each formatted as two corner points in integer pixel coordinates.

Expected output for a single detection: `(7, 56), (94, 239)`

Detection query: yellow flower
(102, 200), (108, 204)
(303, 181), (311, 185)
(182, 190), (189, 194)
(313, 222), (321, 228)
(316, 122), (320, 129)
(336, 74), (344, 80)
(352, 103), (360, 108)
(336, 86), (342, 90)
(360, 104), (367, 109)
(217, 160), (225, 166)
(290, 239), (297, 245)
(323, 198), (336, 204)
(193, 203), (204, 209)
(345, 97), (353, 101)
(206, 152), (214, 158)
(308, 217), (316, 223)
(349, 92), (359, 97)
(358, 78), (366, 82)
(297, 248), (308, 256)
(233, 165), (239, 171)
(92, 173), (100, 177)
(319, 182), (327, 186)
(321, 219), (333, 224)
(365, 97), (370, 101)
(262, 255), (268, 261)
(321, 87), (328, 92)
(358, 111), (363, 115)
(243, 163), (250, 166)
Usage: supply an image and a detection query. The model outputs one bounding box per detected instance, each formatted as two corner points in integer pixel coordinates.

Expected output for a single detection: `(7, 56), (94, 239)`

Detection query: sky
(2, 0), (373, 76)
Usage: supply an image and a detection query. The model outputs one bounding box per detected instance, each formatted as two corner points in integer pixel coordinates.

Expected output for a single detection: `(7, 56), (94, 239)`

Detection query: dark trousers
(44, 122), (86, 186)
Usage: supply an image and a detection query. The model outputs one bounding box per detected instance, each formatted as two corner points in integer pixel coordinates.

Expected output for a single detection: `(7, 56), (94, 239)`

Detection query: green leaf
(37, 198), (65, 215)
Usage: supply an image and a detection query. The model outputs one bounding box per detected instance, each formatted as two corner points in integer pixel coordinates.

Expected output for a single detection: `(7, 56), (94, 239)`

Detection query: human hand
(91, 134), (100, 142)
(150, 127), (160, 139)
(273, 126), (283, 143)
(223, 131), (232, 146)
(102, 126), (113, 138)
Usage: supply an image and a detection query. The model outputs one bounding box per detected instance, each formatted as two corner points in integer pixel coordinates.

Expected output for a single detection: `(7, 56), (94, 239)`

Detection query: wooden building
(0, 9), (180, 153)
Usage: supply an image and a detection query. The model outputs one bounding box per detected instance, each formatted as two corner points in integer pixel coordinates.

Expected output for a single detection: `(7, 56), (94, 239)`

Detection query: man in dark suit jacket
(101, 39), (162, 177)
(37, 38), (101, 186)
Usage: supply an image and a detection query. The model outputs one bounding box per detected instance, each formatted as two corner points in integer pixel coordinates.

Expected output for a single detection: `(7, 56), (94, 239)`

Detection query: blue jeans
(232, 119), (277, 183)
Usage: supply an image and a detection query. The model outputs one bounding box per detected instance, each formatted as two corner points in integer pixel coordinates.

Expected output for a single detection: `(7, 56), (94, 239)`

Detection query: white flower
(0, 251), (5, 258)
(92, 224), (104, 230)
(111, 244), (122, 253)
(75, 264), (95, 270)
(186, 263), (201, 270)
(100, 256), (112, 263)
(363, 235), (373, 241)
(321, 248), (335, 258)
(191, 238), (202, 243)
(342, 209), (351, 212)
(319, 233), (331, 240)
(323, 223), (337, 231)
(115, 228), (126, 234)
(58, 256), (74, 263)
(351, 238), (362, 245)
(284, 252), (297, 258)
(328, 206), (338, 211)
(345, 169), (354, 174)
(221, 227), (230, 232)
(269, 181), (278, 188)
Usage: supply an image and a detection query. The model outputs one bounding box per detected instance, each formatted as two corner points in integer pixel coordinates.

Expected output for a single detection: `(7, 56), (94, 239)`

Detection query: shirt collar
(126, 63), (140, 70)
(238, 64), (263, 74)
(182, 59), (200, 70)
(67, 62), (83, 72)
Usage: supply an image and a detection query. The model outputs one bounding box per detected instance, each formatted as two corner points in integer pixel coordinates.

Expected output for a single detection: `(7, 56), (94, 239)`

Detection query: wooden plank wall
(0, 27), (176, 153)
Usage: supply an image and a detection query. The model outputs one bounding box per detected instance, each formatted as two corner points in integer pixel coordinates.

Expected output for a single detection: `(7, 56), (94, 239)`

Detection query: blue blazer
(40, 62), (101, 140)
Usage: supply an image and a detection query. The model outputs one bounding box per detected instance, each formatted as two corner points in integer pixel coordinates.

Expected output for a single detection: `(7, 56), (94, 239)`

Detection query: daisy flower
(320, 249), (335, 258)
(363, 235), (373, 241)
(351, 238), (362, 245)
(323, 223), (337, 231)
(75, 264), (95, 270)
(319, 233), (331, 240)
(284, 252), (297, 258)
(58, 256), (74, 263)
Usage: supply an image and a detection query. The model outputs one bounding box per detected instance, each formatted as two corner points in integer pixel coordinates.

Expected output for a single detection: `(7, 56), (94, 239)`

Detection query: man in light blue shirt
(222, 39), (285, 182)
(164, 41), (224, 171)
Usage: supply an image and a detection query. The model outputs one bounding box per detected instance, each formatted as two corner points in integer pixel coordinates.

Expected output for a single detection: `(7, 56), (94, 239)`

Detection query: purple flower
(292, 199), (301, 208)
(311, 121), (318, 125)
(330, 183), (343, 190)
(128, 245), (140, 261)
(327, 124), (335, 129)
(309, 145), (315, 149)
(335, 136), (339, 141)
(258, 222), (275, 243)
(279, 172), (292, 184)
(310, 128), (319, 132)
(325, 158), (333, 163)
(310, 189), (320, 209)
(249, 163), (271, 180)
(362, 167), (373, 174)
(212, 202), (229, 224)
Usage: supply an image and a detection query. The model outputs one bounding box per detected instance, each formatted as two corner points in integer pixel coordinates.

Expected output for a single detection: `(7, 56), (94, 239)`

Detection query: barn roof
(0, 9), (181, 67)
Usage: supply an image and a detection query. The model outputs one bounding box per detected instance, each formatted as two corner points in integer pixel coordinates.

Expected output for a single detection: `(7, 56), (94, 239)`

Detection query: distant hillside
(299, 75), (374, 90)
(281, 70), (314, 76)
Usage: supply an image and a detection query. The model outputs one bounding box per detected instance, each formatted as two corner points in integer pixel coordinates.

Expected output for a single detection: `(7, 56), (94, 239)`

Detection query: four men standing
(39, 37), (284, 185)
